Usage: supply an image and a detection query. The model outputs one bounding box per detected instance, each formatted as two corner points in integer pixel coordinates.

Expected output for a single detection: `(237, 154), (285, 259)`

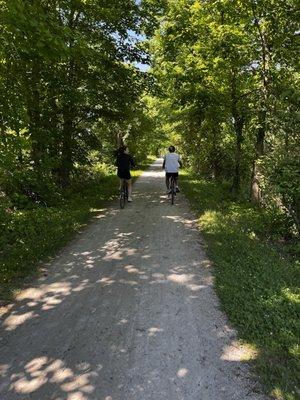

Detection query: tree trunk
(58, 110), (74, 188)
(232, 117), (244, 195)
(27, 62), (44, 166)
(250, 110), (266, 203)
(230, 71), (245, 195)
(211, 128), (221, 180)
(16, 129), (23, 165)
(47, 96), (61, 177)
(250, 2), (270, 204)
(56, 4), (79, 187)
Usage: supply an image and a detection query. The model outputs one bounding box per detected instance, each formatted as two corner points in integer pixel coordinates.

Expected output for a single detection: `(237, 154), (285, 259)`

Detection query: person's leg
(119, 178), (123, 191)
(166, 174), (170, 191)
(175, 173), (180, 192)
(127, 179), (133, 201)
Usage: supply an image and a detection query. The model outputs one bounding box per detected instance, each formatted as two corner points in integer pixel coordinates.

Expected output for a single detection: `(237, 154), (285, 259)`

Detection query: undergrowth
(181, 170), (299, 400)
(0, 161), (151, 303)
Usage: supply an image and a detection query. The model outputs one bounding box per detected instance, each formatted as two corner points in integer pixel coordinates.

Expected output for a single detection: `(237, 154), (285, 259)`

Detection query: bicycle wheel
(170, 178), (175, 205)
(120, 181), (126, 209)
(120, 191), (125, 209)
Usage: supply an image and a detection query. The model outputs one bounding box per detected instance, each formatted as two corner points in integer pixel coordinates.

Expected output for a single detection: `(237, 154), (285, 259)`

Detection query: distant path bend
(0, 159), (268, 400)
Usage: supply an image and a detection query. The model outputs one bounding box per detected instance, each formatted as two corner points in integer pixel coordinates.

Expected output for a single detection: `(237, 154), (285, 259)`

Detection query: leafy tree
(149, 0), (299, 229)
(0, 0), (152, 201)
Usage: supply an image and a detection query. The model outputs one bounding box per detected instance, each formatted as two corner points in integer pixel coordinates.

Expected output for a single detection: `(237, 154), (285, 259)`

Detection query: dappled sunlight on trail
(0, 160), (266, 400)
(1, 356), (98, 399)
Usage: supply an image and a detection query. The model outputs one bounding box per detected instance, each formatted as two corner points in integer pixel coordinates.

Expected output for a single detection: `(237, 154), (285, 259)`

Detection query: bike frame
(169, 176), (176, 205)
(120, 179), (128, 209)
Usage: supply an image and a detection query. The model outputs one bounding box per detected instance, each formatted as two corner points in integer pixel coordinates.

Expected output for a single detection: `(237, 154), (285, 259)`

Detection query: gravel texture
(0, 159), (269, 400)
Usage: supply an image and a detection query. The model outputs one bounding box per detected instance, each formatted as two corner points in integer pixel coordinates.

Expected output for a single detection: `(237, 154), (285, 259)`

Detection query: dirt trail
(0, 160), (268, 400)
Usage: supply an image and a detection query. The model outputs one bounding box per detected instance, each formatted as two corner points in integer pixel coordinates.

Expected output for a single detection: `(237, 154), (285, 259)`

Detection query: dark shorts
(118, 169), (131, 180)
(166, 172), (178, 178)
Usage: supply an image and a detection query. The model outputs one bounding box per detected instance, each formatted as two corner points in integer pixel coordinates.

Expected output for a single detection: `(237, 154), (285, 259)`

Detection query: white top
(164, 152), (181, 173)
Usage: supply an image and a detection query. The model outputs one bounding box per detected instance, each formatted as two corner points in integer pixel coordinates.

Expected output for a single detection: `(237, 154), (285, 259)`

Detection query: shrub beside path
(0, 160), (269, 400)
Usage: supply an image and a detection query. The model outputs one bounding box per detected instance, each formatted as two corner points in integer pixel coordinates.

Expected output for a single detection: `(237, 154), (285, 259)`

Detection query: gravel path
(0, 159), (268, 400)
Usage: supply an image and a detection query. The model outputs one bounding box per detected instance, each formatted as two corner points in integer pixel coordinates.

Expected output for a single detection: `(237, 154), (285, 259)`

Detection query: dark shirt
(116, 153), (135, 171)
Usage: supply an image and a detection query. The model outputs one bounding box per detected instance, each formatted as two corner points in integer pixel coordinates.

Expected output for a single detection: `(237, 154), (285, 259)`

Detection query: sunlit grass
(181, 171), (299, 400)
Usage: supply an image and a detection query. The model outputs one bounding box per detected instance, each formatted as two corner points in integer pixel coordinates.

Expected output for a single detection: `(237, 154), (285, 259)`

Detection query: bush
(263, 152), (300, 233)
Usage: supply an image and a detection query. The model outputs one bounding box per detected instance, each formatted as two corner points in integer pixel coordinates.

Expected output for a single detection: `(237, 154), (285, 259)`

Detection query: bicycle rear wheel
(120, 180), (126, 209)
(120, 192), (125, 209)
(170, 178), (176, 205)
(171, 189), (175, 205)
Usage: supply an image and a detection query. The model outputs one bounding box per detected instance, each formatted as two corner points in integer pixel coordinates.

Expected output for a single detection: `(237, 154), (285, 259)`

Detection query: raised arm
(178, 155), (183, 168)
(130, 156), (135, 168)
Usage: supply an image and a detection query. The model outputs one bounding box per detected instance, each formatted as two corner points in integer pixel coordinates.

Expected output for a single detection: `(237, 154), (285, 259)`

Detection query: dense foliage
(149, 0), (300, 232)
(0, 0), (161, 297)
(0, 0), (156, 210)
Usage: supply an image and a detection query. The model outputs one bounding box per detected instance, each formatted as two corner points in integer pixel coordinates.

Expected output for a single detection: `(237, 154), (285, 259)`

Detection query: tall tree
(0, 0), (149, 189)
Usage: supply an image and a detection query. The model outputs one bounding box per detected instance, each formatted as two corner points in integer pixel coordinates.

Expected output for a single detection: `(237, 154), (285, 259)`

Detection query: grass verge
(180, 170), (299, 400)
(0, 159), (153, 303)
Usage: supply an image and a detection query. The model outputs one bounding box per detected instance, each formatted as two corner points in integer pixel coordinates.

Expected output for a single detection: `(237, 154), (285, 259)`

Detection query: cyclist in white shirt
(162, 145), (182, 193)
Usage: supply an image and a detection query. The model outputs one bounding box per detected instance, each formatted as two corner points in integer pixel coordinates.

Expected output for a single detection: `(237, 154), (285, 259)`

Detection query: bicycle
(169, 176), (177, 205)
(119, 179), (128, 209)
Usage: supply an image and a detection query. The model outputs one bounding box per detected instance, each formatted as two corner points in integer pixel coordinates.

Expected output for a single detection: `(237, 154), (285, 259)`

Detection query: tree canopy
(0, 0), (299, 224)
(149, 0), (299, 230)
(0, 0), (154, 204)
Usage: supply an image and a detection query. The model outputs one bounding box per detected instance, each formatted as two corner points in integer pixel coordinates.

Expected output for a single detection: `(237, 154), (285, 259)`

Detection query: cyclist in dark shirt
(116, 145), (135, 201)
